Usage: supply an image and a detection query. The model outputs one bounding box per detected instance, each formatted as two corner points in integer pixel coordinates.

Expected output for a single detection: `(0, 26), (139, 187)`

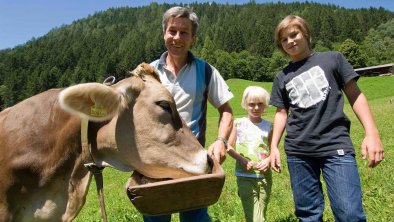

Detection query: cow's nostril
(207, 154), (214, 173)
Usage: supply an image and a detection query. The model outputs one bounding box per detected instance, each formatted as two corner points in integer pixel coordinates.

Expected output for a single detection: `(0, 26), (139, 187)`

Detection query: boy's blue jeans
(143, 208), (210, 222)
(286, 153), (366, 222)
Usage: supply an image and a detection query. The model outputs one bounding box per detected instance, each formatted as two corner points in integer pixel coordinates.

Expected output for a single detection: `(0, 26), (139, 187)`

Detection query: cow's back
(0, 89), (85, 221)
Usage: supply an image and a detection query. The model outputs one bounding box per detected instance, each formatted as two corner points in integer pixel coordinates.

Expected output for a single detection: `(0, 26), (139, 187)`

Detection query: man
(145, 6), (234, 222)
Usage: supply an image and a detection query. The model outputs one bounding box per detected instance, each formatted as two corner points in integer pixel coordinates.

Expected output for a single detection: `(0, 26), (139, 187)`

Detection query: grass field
(75, 76), (394, 222)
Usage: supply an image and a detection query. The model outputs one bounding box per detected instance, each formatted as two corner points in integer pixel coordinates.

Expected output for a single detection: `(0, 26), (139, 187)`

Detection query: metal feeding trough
(125, 160), (225, 216)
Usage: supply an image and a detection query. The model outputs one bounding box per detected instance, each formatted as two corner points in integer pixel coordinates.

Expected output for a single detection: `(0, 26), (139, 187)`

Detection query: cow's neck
(88, 115), (135, 172)
(80, 119), (108, 222)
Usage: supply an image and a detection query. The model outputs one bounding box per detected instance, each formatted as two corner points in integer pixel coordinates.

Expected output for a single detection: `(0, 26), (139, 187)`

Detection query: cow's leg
(62, 163), (92, 222)
(13, 175), (74, 222)
(10, 163), (91, 222)
(0, 197), (12, 222)
(0, 168), (13, 221)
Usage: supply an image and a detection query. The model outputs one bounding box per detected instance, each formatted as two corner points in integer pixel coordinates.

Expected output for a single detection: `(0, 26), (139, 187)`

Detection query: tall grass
(75, 76), (394, 222)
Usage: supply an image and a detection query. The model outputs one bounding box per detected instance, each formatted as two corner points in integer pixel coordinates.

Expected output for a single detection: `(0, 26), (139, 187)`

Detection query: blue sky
(1, 0), (393, 50)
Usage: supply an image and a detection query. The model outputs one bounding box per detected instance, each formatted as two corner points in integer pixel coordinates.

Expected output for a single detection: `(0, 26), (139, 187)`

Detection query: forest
(0, 1), (393, 109)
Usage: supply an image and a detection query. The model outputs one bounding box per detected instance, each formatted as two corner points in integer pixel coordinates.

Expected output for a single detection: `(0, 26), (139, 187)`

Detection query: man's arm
(344, 79), (384, 167)
(208, 102), (233, 164)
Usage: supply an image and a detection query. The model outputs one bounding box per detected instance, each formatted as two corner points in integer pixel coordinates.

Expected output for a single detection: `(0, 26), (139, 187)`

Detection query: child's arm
(227, 124), (254, 171)
(344, 79), (384, 167)
(270, 107), (288, 173)
(227, 146), (255, 171)
(255, 123), (274, 172)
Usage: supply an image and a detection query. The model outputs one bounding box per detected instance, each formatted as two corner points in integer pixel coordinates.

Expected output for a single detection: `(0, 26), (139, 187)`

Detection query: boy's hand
(362, 134), (384, 167)
(270, 146), (281, 173)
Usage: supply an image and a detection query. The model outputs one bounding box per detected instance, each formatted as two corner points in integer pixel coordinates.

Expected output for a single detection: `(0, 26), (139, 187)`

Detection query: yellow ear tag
(90, 105), (107, 117)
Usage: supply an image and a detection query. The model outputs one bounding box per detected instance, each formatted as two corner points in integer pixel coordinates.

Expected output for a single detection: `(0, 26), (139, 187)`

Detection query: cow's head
(58, 63), (211, 179)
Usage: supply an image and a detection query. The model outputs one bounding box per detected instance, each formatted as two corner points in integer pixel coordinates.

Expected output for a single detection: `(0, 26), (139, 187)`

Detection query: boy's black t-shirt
(270, 51), (359, 157)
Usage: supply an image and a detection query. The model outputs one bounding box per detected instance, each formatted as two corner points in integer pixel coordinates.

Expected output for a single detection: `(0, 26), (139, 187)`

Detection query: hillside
(0, 2), (393, 109)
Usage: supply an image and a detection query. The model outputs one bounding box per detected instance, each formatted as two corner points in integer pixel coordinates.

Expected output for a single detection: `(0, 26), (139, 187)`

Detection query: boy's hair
(274, 15), (312, 55)
(241, 86), (270, 110)
(162, 6), (199, 36)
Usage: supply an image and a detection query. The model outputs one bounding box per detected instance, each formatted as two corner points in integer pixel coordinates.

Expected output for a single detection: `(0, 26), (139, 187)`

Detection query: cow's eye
(156, 101), (172, 114)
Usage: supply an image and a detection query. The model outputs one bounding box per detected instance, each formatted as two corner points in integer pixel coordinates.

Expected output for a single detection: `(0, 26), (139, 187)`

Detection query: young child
(269, 15), (384, 222)
(227, 86), (272, 222)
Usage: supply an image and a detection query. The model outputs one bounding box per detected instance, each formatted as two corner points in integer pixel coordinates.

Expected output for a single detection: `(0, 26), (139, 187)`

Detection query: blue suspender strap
(194, 58), (212, 146)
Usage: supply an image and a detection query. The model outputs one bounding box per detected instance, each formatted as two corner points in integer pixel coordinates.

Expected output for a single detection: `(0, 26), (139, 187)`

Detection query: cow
(0, 63), (212, 221)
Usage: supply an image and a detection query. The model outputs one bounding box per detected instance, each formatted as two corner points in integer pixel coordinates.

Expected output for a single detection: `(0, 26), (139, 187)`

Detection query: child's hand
(362, 133), (384, 167)
(246, 161), (255, 171)
(254, 157), (270, 172)
(241, 159), (255, 171)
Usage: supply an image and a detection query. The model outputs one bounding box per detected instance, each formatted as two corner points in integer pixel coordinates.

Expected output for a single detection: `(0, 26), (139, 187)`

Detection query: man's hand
(208, 140), (226, 164)
(212, 102), (233, 164)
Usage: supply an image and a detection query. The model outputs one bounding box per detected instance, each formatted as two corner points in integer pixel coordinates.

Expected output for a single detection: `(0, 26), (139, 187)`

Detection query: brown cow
(0, 63), (211, 221)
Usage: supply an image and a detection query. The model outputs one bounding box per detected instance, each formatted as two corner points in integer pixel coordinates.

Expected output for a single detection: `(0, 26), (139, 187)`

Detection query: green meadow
(75, 76), (394, 222)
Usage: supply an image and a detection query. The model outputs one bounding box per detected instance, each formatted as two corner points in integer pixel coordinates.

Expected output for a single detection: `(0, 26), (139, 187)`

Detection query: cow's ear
(59, 83), (122, 122)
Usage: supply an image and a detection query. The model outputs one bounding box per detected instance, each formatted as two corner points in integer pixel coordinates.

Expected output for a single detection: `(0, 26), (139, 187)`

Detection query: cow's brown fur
(0, 63), (209, 221)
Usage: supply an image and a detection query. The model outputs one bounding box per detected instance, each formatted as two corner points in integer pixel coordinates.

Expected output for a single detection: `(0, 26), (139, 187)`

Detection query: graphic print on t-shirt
(285, 66), (329, 108)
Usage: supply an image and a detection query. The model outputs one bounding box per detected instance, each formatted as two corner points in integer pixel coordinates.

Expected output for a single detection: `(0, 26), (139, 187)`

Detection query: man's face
(163, 17), (196, 59)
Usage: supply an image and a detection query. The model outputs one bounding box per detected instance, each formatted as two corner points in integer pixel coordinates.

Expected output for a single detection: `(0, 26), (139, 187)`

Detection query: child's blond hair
(241, 86), (270, 110)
